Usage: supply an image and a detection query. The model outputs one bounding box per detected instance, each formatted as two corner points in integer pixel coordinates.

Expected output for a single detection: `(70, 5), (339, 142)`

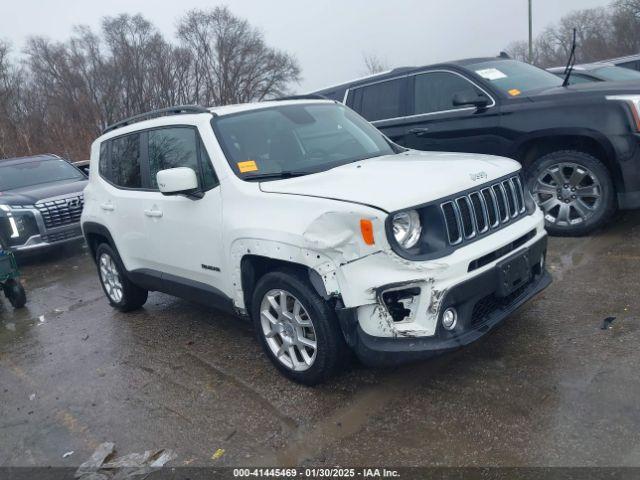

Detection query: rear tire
(3, 279), (26, 309)
(251, 269), (347, 385)
(527, 150), (615, 236)
(96, 243), (148, 312)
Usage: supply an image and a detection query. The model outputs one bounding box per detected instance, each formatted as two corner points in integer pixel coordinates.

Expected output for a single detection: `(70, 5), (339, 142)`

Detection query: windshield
(468, 59), (562, 96)
(592, 66), (640, 81)
(213, 103), (395, 180)
(0, 158), (85, 191)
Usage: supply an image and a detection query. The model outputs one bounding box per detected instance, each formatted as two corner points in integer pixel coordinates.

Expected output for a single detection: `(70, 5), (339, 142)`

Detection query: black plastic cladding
(385, 170), (535, 261)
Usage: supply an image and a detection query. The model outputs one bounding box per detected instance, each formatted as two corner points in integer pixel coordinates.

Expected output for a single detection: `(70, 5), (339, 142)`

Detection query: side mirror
(156, 167), (199, 196)
(452, 91), (490, 109)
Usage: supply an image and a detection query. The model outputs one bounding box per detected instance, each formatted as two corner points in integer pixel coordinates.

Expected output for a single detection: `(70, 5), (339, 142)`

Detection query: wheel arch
(511, 129), (623, 193)
(239, 254), (338, 317)
(82, 222), (117, 263)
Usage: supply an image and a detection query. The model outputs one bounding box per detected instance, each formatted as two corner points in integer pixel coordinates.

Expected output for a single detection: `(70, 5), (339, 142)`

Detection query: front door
(141, 126), (225, 292)
(382, 71), (507, 157)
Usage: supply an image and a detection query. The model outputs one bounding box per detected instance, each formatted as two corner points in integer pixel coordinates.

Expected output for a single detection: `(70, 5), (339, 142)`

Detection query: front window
(468, 59), (562, 96)
(591, 66), (640, 82)
(0, 158), (84, 191)
(213, 103), (396, 181)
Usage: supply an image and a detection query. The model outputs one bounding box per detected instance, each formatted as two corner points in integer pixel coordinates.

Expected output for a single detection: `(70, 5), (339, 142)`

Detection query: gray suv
(0, 154), (87, 252)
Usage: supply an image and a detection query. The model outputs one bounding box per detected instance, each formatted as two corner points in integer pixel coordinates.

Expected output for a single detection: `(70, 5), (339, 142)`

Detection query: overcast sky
(3, 0), (611, 92)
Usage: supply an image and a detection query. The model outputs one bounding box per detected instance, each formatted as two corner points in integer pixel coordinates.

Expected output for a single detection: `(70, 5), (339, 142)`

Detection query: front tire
(251, 269), (347, 385)
(96, 243), (148, 312)
(527, 150), (616, 236)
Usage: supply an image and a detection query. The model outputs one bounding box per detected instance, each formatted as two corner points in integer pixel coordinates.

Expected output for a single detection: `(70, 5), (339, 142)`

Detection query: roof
(96, 99), (336, 143)
(547, 62), (615, 73)
(312, 57), (506, 94)
(605, 53), (640, 63)
(0, 154), (62, 167)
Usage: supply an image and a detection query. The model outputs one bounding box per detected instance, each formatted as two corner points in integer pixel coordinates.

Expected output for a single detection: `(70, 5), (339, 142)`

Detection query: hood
(527, 79), (640, 100)
(259, 151), (521, 212)
(0, 178), (88, 206)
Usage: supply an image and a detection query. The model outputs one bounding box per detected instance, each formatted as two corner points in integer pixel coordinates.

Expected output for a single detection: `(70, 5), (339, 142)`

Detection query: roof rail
(273, 94), (328, 101)
(103, 105), (210, 134)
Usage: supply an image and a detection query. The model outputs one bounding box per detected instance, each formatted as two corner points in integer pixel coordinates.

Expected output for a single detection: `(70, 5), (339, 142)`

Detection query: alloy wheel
(260, 289), (317, 371)
(99, 253), (123, 303)
(532, 162), (602, 226)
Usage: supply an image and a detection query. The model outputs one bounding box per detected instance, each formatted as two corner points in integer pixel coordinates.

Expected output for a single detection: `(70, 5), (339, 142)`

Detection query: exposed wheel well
(85, 232), (110, 261)
(515, 135), (622, 189)
(240, 255), (330, 315)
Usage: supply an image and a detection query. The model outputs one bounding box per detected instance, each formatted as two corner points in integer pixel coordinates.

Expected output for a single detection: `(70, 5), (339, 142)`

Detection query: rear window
(0, 158), (84, 191)
(352, 78), (404, 121)
(108, 133), (142, 189)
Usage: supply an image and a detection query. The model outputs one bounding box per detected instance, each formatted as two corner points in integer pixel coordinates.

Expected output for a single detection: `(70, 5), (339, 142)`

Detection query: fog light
(442, 308), (458, 330)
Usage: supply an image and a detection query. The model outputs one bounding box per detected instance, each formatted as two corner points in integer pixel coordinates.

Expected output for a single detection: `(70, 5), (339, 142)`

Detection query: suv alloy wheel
(252, 270), (346, 385)
(528, 150), (616, 236)
(95, 243), (148, 312)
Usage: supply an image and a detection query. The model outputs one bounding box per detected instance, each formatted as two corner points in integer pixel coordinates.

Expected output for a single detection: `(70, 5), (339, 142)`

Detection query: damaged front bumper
(336, 230), (551, 366)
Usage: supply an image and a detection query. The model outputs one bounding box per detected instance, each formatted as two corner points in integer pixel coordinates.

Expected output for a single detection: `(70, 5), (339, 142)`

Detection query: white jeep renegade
(82, 100), (551, 384)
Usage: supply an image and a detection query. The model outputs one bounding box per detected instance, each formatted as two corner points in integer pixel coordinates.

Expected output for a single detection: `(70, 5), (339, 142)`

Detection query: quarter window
(355, 78), (404, 121)
(200, 143), (219, 190)
(99, 142), (109, 180)
(413, 72), (483, 115)
(110, 133), (142, 188)
(148, 128), (199, 189)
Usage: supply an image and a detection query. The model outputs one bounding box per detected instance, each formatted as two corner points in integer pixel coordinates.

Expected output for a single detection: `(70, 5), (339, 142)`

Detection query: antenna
(562, 28), (577, 87)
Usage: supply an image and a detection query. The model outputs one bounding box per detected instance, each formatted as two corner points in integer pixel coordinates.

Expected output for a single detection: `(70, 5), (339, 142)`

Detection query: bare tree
(0, 7), (301, 161)
(504, 1), (640, 68)
(177, 6), (300, 105)
(362, 53), (389, 75)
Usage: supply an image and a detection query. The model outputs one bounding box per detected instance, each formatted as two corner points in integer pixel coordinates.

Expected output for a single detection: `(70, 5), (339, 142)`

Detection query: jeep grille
(440, 176), (526, 245)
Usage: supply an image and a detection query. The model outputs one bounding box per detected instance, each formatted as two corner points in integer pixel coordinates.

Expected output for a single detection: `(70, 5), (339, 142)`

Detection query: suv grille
(440, 176), (526, 245)
(35, 194), (84, 229)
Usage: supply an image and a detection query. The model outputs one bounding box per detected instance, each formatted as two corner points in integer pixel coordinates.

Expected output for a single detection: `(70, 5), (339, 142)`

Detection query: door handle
(408, 127), (430, 137)
(144, 208), (163, 218)
(100, 202), (115, 211)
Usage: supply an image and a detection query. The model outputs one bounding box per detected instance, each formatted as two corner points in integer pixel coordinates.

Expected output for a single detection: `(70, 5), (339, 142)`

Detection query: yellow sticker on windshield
(508, 88), (522, 96)
(237, 160), (258, 173)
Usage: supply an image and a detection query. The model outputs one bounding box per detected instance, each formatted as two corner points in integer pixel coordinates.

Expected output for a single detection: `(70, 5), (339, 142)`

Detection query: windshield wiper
(243, 171), (310, 181)
(562, 28), (577, 87)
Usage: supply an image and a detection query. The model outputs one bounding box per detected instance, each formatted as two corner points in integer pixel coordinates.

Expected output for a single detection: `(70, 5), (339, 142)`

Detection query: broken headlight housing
(391, 210), (422, 249)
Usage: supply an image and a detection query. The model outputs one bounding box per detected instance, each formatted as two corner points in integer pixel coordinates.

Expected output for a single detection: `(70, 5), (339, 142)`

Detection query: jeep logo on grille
(66, 198), (80, 208)
(469, 171), (488, 181)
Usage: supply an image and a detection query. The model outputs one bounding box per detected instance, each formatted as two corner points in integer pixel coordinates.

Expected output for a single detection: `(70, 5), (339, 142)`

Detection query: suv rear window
(352, 78), (404, 121)
(109, 133), (142, 188)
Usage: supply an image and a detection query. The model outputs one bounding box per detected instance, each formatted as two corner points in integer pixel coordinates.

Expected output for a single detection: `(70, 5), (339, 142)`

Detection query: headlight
(391, 210), (422, 249)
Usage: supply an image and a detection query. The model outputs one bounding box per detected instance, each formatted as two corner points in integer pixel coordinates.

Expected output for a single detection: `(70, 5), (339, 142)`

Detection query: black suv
(0, 154), (87, 251)
(313, 57), (640, 236)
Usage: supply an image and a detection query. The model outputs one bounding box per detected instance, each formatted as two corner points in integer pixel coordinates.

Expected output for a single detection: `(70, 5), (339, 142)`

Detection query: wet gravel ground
(1, 212), (639, 468)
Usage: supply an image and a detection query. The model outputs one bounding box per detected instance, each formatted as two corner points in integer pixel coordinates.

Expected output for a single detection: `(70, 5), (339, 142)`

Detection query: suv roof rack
(103, 105), (210, 134)
(273, 94), (328, 101)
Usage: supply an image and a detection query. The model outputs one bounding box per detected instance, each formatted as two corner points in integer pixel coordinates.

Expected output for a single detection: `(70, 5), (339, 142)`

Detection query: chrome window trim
(344, 69), (496, 125)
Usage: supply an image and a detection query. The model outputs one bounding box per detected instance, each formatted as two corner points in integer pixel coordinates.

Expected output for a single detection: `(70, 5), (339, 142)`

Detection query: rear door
(346, 76), (409, 143)
(96, 132), (155, 272)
